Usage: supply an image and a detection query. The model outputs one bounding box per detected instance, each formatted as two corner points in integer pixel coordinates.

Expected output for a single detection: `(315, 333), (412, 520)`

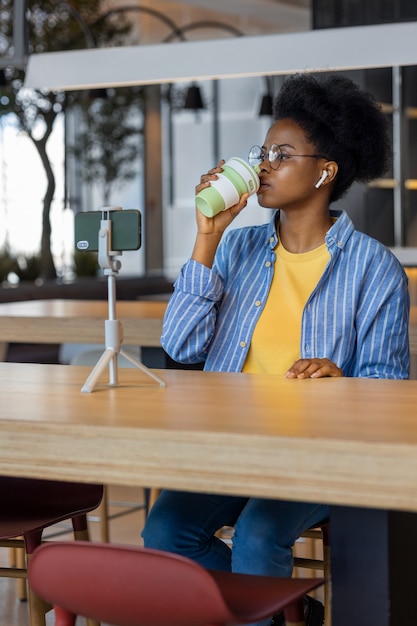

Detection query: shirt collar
(326, 210), (355, 250)
(268, 209), (355, 251)
(267, 211), (279, 248)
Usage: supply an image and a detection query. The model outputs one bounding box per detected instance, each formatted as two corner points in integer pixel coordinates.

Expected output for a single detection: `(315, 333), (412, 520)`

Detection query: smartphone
(74, 209), (142, 252)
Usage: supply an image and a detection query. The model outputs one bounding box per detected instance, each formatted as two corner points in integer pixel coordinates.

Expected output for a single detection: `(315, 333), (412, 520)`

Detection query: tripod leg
(119, 349), (166, 387)
(81, 349), (117, 393)
(108, 352), (119, 386)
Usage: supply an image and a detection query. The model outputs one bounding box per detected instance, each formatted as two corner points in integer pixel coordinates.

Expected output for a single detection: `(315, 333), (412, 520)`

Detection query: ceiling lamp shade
(87, 87), (109, 100)
(183, 83), (205, 110)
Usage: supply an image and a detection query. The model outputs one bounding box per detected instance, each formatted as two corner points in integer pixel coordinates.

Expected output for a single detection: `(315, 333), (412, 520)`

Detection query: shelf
(390, 247), (417, 266)
(379, 102), (397, 114)
(367, 178), (398, 189)
(367, 180), (417, 190)
(405, 107), (417, 119)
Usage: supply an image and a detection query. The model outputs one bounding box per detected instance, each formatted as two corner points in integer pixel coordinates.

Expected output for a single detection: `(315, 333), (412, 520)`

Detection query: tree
(0, 0), (139, 279)
(69, 87), (145, 207)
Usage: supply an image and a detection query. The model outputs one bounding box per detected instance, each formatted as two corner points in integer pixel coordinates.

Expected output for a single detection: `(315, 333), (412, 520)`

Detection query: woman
(142, 74), (410, 625)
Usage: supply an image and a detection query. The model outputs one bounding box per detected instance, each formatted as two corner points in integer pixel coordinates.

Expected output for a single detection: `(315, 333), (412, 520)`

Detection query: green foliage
(0, 249), (43, 282)
(28, 0), (131, 52)
(0, 0), (143, 279)
(70, 87), (145, 204)
(15, 253), (42, 281)
(73, 249), (99, 277)
(0, 248), (18, 282)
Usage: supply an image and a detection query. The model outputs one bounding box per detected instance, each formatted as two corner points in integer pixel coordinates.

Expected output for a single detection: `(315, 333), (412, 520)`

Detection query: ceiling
(105, 0), (312, 42)
(163, 0), (312, 33)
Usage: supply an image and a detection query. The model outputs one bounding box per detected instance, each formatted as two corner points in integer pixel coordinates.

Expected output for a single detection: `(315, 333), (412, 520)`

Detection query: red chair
(295, 522), (331, 625)
(216, 520), (330, 624)
(28, 541), (325, 626)
(0, 477), (103, 626)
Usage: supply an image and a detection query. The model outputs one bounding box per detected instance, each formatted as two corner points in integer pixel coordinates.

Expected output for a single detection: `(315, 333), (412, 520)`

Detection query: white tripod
(81, 210), (166, 393)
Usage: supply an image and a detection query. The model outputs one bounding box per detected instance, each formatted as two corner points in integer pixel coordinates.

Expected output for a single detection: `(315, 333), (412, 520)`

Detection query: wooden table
(0, 299), (167, 360)
(1, 362), (417, 625)
(0, 299), (415, 359)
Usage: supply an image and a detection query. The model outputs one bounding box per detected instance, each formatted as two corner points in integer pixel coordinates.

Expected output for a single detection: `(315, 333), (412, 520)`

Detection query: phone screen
(74, 210), (142, 252)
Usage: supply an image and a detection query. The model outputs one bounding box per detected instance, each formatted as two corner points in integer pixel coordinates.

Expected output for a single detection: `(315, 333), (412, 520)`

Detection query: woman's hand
(191, 160), (249, 268)
(195, 160), (249, 235)
(285, 358), (343, 379)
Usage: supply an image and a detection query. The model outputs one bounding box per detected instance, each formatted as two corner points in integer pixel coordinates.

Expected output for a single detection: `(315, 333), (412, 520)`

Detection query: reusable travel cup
(195, 157), (260, 218)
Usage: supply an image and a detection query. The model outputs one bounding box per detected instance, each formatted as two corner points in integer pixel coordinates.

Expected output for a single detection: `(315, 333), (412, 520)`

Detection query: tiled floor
(0, 485), (147, 626)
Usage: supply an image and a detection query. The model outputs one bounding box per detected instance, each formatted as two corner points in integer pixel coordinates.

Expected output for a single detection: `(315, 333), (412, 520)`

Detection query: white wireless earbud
(315, 170), (329, 189)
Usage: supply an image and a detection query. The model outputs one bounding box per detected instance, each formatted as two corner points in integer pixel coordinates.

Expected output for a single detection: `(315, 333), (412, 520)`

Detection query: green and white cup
(195, 157), (260, 218)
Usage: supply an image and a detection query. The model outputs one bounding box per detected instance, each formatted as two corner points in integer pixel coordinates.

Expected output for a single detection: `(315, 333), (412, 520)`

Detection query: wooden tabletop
(0, 299), (166, 347)
(1, 362), (417, 513)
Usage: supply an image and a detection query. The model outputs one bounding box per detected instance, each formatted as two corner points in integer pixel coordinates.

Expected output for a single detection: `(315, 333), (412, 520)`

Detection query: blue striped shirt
(161, 210), (410, 378)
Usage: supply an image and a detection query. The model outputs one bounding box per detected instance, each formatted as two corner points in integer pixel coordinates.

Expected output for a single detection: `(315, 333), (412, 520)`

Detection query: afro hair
(273, 73), (390, 202)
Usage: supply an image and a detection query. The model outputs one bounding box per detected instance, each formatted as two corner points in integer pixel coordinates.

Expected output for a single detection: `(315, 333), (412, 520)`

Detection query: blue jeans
(142, 490), (328, 623)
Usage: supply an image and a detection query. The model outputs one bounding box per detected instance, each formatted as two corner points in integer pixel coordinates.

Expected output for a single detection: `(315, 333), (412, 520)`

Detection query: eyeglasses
(248, 144), (328, 170)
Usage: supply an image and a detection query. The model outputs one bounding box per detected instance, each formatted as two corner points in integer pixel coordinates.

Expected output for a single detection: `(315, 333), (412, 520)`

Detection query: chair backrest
(0, 478), (103, 540)
(28, 542), (236, 626)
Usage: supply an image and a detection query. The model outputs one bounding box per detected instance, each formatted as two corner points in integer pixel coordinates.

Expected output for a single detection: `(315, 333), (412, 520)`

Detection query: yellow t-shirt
(242, 241), (330, 375)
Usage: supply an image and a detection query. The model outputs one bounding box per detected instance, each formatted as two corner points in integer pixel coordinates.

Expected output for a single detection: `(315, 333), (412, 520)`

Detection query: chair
(216, 521), (331, 626)
(294, 523), (331, 626)
(28, 541), (324, 626)
(91, 484), (148, 543)
(0, 476), (103, 626)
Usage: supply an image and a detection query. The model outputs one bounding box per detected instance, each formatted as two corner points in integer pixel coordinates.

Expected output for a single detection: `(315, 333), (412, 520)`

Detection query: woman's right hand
(195, 160), (249, 235)
(191, 161), (249, 268)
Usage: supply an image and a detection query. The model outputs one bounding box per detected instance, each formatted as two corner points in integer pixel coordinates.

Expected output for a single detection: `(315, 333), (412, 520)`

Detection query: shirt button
(270, 236), (275, 244)
(265, 261), (271, 267)
(255, 300), (261, 307)
(305, 345), (310, 353)
(240, 341), (247, 348)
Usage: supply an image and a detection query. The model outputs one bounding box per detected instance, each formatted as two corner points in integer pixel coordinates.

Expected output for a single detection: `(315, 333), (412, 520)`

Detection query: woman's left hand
(285, 358), (343, 379)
